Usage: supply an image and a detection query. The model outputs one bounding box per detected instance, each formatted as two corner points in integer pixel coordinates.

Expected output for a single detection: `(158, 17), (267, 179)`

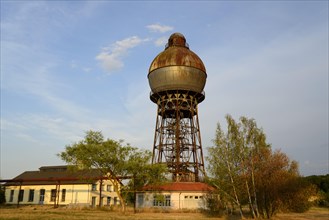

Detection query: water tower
(148, 33), (207, 182)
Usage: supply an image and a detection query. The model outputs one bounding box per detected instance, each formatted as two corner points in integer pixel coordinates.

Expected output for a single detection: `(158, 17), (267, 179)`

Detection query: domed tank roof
(148, 33), (207, 98)
(149, 33), (206, 73)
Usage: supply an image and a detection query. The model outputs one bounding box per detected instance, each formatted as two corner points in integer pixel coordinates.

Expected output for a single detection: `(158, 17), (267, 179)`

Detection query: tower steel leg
(151, 91), (205, 182)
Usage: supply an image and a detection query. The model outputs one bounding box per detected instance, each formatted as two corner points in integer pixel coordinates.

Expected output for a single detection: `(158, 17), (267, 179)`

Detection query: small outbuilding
(136, 182), (213, 210)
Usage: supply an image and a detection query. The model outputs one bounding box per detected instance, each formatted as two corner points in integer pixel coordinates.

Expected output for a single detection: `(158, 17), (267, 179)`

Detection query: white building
(136, 182), (213, 210)
(4, 166), (120, 207)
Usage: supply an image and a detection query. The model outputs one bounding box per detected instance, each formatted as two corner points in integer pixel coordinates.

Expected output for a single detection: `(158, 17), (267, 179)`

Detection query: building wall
(5, 180), (119, 207)
(136, 191), (206, 210)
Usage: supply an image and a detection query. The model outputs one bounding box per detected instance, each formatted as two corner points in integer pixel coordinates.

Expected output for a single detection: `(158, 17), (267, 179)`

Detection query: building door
(39, 189), (45, 204)
(137, 194), (144, 207)
(91, 196), (96, 208)
(107, 197), (111, 206)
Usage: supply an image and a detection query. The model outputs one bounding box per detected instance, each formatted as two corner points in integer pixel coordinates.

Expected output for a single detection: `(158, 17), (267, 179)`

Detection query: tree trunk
(117, 188), (126, 213)
(99, 180), (103, 207)
(56, 182), (61, 208)
(246, 181), (256, 218)
(112, 180), (126, 213)
(250, 158), (260, 218)
(225, 153), (244, 218)
(133, 175), (136, 213)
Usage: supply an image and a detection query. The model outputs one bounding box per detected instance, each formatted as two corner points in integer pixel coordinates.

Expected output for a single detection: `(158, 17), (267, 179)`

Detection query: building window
(39, 189), (45, 203)
(28, 189), (35, 202)
(153, 195), (161, 206)
(50, 189), (57, 202)
(9, 190), (14, 202)
(107, 185), (112, 192)
(195, 196), (199, 199)
(92, 184), (97, 191)
(153, 195), (171, 207)
(18, 190), (24, 202)
(107, 197), (111, 205)
(165, 195), (171, 206)
(114, 197), (117, 205)
(61, 189), (66, 202)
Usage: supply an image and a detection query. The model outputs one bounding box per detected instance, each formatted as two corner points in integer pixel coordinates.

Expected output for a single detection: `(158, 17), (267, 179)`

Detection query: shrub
(204, 192), (225, 217)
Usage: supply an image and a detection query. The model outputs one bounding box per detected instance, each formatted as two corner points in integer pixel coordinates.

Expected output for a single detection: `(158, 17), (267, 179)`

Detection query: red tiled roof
(143, 182), (214, 192)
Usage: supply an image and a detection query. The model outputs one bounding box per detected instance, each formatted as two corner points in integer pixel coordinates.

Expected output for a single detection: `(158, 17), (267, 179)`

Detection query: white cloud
(154, 36), (168, 47)
(95, 36), (147, 74)
(146, 23), (173, 33)
(95, 51), (124, 73)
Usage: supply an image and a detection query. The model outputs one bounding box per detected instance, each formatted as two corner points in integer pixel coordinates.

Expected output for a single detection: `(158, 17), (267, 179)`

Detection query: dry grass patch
(0, 205), (328, 220)
(0, 205), (222, 220)
(273, 207), (329, 220)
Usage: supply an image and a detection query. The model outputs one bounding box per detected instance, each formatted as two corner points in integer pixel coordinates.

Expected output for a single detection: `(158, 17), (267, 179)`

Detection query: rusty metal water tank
(148, 33), (207, 98)
(148, 33), (207, 182)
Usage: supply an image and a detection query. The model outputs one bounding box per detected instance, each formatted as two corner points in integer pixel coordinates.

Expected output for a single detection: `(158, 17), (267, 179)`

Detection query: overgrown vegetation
(206, 115), (316, 219)
(304, 174), (329, 207)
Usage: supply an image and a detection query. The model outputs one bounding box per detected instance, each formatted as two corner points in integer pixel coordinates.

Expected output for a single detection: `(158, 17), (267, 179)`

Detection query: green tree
(59, 130), (167, 212)
(207, 116), (247, 218)
(121, 148), (168, 212)
(207, 115), (267, 218)
(207, 115), (312, 219)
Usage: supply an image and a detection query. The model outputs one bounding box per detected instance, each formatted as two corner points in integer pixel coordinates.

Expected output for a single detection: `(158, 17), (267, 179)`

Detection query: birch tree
(207, 115), (270, 218)
(207, 115), (310, 218)
(207, 118), (245, 218)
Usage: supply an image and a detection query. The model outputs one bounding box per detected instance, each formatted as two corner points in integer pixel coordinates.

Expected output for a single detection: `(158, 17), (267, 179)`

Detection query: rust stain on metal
(149, 33), (206, 73)
(148, 33), (207, 96)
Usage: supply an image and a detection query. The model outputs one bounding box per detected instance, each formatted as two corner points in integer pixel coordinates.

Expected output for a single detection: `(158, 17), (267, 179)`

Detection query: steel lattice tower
(148, 33), (207, 182)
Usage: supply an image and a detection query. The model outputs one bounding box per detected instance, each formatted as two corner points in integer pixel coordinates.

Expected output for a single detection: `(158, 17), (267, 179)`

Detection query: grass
(272, 207), (329, 220)
(0, 205), (328, 220)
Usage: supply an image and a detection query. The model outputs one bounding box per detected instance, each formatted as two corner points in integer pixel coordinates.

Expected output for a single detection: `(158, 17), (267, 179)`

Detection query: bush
(305, 174), (329, 207)
(281, 177), (315, 213)
(316, 191), (329, 207)
(204, 192), (225, 217)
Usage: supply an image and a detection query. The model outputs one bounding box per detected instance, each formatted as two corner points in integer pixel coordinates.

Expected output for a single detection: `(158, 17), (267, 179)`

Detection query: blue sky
(1, 1), (328, 179)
